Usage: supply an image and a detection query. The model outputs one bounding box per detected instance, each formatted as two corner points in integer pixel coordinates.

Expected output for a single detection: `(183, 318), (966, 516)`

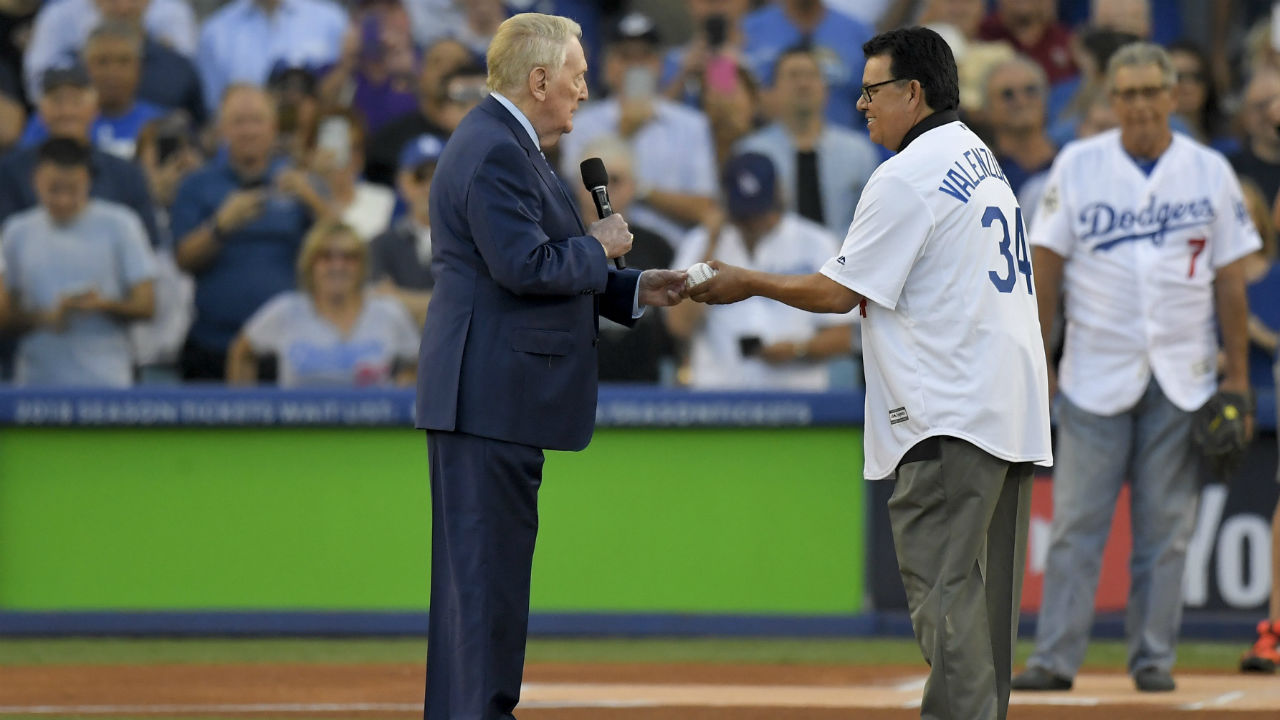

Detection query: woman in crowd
(226, 220), (418, 388)
(1168, 40), (1236, 154)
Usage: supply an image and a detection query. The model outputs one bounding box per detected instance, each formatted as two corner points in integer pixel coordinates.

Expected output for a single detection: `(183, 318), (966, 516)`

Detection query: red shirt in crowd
(978, 14), (1077, 85)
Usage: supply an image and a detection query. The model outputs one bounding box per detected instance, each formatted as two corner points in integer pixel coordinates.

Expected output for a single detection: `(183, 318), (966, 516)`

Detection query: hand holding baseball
(684, 261), (754, 305)
(685, 262), (716, 289)
(638, 268), (687, 307)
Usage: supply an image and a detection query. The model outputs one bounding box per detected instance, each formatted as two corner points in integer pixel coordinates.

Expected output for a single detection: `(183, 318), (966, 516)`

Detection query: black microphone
(580, 157), (626, 269)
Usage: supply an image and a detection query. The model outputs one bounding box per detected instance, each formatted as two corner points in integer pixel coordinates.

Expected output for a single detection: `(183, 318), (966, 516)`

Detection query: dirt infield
(1, 662), (1278, 719)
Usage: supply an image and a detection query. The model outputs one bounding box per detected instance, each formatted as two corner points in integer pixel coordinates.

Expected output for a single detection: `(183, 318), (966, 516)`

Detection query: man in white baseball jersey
(688, 27), (1052, 720)
(666, 152), (855, 390)
(1012, 42), (1259, 694)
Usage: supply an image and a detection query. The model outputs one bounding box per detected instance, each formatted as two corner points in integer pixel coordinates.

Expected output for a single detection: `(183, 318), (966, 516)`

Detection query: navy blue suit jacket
(415, 96), (641, 451)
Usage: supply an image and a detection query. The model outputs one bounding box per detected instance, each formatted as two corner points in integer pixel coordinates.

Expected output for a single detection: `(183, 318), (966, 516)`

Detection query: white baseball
(686, 262), (717, 288)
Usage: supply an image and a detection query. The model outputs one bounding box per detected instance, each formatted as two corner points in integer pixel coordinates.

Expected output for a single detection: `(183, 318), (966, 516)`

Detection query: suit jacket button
(592, 337), (599, 346)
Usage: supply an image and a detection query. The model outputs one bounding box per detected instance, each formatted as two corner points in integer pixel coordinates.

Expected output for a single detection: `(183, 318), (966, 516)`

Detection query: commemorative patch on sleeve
(1042, 185), (1059, 215)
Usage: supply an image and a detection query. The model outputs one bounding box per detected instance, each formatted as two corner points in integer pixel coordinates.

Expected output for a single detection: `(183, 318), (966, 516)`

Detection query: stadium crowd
(0, 0), (1274, 683)
(0, 0), (1269, 393)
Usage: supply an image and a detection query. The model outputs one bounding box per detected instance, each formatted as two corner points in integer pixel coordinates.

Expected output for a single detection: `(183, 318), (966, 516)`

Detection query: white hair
(486, 13), (582, 96)
(1106, 41), (1176, 89)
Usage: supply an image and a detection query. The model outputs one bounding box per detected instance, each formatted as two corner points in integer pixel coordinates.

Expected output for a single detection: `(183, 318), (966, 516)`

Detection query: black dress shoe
(1011, 666), (1073, 691)
(1134, 667), (1176, 692)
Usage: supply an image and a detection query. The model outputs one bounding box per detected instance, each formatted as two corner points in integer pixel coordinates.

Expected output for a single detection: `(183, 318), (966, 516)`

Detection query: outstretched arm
(686, 262), (862, 314)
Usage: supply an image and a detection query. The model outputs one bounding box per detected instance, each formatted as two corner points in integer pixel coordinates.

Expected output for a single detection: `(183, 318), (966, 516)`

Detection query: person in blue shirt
(20, 22), (164, 160)
(171, 84), (329, 382)
(22, 0), (197, 103)
(196, 0), (348, 115)
(0, 65), (158, 246)
(0, 138), (157, 387)
(99, 0), (207, 126)
(741, 0), (872, 130)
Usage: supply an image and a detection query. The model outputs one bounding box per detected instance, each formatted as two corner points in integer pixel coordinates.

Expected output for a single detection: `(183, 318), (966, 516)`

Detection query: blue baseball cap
(398, 134), (445, 172)
(722, 152), (778, 220)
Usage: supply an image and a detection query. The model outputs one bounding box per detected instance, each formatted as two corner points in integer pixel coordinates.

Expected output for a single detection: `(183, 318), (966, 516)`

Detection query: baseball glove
(1193, 391), (1252, 479)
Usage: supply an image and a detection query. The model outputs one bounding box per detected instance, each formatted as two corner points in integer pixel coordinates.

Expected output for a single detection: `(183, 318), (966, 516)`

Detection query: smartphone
(739, 336), (763, 357)
(278, 102), (300, 133)
(706, 54), (739, 94)
(705, 14), (728, 49)
(156, 131), (184, 163)
(316, 115), (352, 168)
(623, 65), (656, 102)
(150, 111), (191, 163)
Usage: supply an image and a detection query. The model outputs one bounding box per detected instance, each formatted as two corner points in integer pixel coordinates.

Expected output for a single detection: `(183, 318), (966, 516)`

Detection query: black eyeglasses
(861, 78), (906, 103)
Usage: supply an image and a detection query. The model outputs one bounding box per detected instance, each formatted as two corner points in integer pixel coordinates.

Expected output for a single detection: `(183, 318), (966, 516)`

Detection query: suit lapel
(479, 97), (586, 233)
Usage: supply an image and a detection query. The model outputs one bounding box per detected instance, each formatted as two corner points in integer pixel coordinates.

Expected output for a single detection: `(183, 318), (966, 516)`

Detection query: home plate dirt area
(2, 662), (1279, 719)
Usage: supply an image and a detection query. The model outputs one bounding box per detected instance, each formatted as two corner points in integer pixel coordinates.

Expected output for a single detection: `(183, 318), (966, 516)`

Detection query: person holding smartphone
(559, 12), (718, 249)
(1, 138), (156, 387)
(664, 152), (854, 389)
(171, 85), (329, 381)
(660, 0), (751, 108)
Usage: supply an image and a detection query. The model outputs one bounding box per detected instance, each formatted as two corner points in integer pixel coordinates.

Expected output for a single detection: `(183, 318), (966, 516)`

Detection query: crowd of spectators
(0, 0), (1277, 392)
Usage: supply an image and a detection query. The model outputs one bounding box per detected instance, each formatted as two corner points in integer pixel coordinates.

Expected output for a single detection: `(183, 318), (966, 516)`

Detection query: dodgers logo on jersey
(1234, 198), (1250, 226)
(1079, 195), (1215, 252)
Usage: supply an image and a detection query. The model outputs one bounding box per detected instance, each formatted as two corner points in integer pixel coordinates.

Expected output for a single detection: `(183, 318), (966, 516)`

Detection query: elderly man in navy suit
(415, 12), (686, 720)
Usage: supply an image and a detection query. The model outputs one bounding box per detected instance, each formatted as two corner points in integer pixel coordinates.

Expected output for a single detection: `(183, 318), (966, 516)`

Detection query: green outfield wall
(0, 426), (865, 615)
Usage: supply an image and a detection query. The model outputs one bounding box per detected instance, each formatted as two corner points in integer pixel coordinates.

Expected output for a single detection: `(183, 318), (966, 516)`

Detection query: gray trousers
(1026, 380), (1198, 678)
(889, 436), (1033, 720)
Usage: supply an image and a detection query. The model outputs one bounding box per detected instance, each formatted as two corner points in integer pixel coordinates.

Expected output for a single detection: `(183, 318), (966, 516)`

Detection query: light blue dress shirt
(23, 0), (198, 101)
(1, 199), (157, 387)
(490, 91), (540, 151)
(197, 0), (348, 113)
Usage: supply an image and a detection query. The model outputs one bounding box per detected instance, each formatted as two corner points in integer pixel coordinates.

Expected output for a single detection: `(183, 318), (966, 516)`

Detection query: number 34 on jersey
(983, 205), (1033, 295)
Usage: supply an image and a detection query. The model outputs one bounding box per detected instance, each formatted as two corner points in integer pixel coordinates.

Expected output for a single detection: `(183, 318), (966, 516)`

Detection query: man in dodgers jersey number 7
(1011, 43), (1259, 694)
(687, 27), (1052, 720)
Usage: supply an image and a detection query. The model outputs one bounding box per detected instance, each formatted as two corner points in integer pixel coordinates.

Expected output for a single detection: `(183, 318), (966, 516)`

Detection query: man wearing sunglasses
(980, 54), (1056, 198)
(686, 26), (1052, 720)
(1014, 42), (1258, 694)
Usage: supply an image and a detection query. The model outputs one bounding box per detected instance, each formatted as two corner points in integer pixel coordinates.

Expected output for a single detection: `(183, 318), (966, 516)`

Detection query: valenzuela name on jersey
(936, 146), (1010, 204)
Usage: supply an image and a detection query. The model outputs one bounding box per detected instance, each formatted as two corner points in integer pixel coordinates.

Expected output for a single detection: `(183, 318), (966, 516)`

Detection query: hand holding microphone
(580, 157), (629, 269)
(588, 214), (633, 261)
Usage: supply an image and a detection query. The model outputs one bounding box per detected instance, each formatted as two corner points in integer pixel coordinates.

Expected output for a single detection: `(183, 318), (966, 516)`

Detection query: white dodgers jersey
(1030, 130), (1261, 416)
(821, 119), (1053, 479)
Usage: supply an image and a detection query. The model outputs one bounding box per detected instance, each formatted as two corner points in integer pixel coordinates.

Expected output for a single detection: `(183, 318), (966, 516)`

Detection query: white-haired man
(413, 13), (686, 719)
(1013, 42), (1258, 694)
